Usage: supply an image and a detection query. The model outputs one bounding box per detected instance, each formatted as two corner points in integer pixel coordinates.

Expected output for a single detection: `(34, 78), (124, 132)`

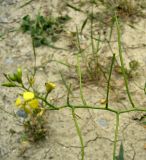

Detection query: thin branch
(77, 55), (87, 105)
(106, 53), (115, 109)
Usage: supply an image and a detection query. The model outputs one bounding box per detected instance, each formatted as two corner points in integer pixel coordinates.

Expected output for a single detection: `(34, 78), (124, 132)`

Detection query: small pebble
(97, 118), (108, 128)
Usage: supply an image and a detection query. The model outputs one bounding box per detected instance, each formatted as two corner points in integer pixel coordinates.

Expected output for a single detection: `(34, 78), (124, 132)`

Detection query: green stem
(49, 104), (146, 114)
(119, 108), (146, 114)
(72, 108), (84, 160)
(75, 105), (118, 113)
(37, 96), (58, 110)
(66, 3), (84, 12)
(106, 54), (115, 109)
(90, 7), (95, 56)
(109, 17), (115, 42)
(76, 26), (82, 53)
(113, 113), (120, 160)
(115, 15), (135, 108)
(21, 83), (29, 91)
(32, 39), (37, 77)
(77, 55), (87, 105)
(44, 91), (49, 101)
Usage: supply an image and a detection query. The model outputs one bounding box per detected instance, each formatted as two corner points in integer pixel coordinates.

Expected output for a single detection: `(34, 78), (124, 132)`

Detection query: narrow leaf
(80, 17), (88, 34)
(66, 3), (83, 12)
(116, 142), (124, 160)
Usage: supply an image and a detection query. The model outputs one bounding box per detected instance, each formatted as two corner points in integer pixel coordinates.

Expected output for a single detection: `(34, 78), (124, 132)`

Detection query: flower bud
(8, 74), (17, 81)
(16, 68), (22, 83)
(45, 82), (56, 93)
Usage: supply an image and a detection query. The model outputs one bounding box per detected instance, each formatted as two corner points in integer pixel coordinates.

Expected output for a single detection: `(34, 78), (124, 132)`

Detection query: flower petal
(23, 92), (34, 101)
(28, 99), (39, 109)
(15, 97), (22, 107)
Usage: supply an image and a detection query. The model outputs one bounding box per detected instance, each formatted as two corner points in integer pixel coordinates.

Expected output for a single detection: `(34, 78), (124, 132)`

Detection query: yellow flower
(15, 97), (22, 107)
(23, 92), (34, 101)
(45, 82), (56, 93)
(28, 99), (39, 109)
(15, 91), (40, 115)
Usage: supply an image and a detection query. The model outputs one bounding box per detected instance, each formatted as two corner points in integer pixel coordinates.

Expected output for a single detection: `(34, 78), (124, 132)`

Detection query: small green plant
(21, 14), (70, 47)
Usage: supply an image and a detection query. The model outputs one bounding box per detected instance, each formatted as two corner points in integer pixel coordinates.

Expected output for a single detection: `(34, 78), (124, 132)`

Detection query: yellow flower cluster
(15, 91), (39, 114)
(15, 82), (56, 117)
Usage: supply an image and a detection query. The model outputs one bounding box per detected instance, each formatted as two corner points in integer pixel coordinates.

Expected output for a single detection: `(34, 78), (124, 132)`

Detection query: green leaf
(116, 142), (124, 160)
(21, 15), (32, 32)
(66, 3), (83, 12)
(81, 17), (88, 34)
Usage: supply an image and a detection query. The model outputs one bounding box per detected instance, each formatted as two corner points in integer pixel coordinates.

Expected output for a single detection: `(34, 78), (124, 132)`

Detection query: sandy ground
(1, 0), (146, 160)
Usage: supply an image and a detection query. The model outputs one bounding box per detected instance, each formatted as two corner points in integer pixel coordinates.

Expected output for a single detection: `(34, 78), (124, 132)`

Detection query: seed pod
(1, 82), (16, 87)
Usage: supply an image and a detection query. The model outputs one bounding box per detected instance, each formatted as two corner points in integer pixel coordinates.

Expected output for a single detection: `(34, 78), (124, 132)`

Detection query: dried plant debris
(114, 60), (139, 79)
